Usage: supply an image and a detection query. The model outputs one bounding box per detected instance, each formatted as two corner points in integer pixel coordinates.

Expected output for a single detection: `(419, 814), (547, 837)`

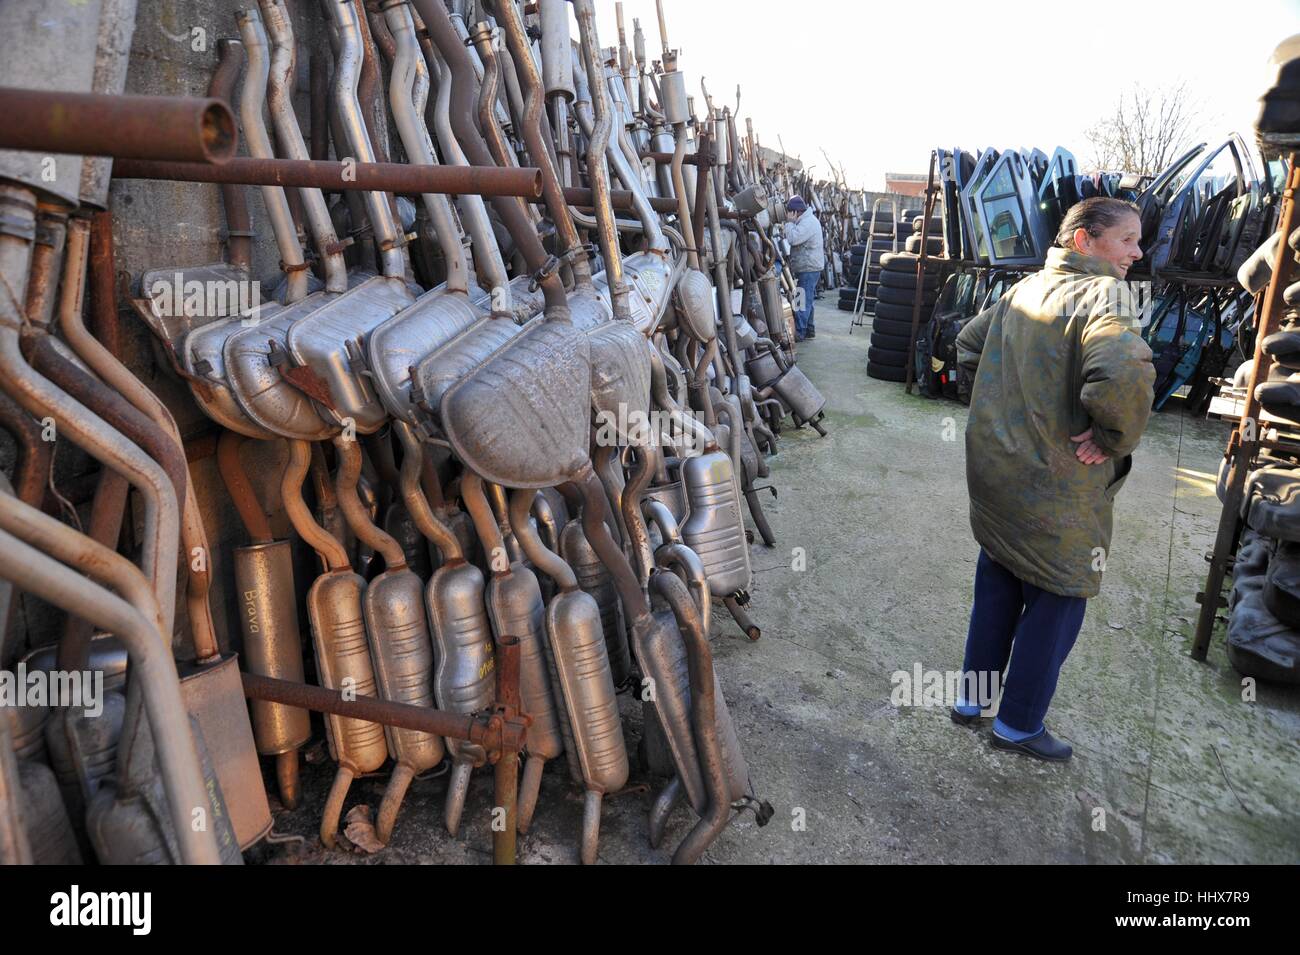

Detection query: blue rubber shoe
(990, 727), (1073, 762)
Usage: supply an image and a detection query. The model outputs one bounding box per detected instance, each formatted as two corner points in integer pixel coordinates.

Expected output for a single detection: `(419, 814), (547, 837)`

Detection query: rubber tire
(872, 315), (917, 338)
(870, 329), (912, 351)
(867, 361), (908, 382)
(868, 345), (908, 366)
(880, 251), (921, 272)
(878, 269), (940, 291)
(904, 235), (945, 255)
(875, 300), (926, 321)
(877, 284), (937, 307)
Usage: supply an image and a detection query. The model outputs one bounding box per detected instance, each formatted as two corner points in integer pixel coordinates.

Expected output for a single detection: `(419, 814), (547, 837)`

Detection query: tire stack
(903, 212), (945, 256)
(836, 213), (913, 312)
(866, 250), (944, 382)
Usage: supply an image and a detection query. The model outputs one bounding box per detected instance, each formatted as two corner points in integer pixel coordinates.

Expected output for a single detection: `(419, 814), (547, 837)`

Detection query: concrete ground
(260, 291), (1300, 865)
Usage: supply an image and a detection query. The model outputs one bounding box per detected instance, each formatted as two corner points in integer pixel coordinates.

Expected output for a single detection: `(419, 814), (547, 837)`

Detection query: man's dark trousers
(961, 549), (1086, 734)
(795, 270), (818, 337)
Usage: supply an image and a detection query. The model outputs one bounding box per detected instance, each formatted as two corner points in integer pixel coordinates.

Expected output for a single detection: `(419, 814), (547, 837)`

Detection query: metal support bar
(112, 155), (542, 198)
(904, 152), (939, 394)
(240, 671), (529, 754)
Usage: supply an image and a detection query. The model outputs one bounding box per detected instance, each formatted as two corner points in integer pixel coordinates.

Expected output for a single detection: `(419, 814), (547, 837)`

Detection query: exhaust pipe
(282, 440), (388, 848)
(462, 475), (565, 835)
(218, 432), (311, 809)
(331, 438), (442, 844)
(0, 505), (220, 863)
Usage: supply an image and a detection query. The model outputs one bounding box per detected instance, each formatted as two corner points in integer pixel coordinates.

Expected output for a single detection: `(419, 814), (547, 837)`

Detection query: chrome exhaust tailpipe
(463, 476), (565, 835)
(509, 488), (627, 864)
(219, 432), (311, 810)
(333, 438), (443, 845)
(282, 441), (388, 848)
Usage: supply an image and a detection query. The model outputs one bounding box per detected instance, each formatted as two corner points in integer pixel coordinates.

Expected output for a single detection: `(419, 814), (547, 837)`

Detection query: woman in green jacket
(951, 197), (1155, 761)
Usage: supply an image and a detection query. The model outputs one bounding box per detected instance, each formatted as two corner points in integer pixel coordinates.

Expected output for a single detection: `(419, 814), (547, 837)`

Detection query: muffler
(462, 475), (565, 835)
(559, 515), (632, 686)
(219, 432), (311, 810)
(334, 438), (443, 844)
(509, 487), (627, 864)
(282, 440), (388, 848)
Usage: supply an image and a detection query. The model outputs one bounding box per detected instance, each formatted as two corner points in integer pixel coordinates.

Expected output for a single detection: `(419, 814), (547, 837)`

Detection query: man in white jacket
(783, 196), (824, 340)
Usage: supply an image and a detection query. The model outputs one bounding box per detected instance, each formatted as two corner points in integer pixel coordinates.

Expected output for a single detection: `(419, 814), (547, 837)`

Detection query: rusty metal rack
(1190, 153), (1299, 661)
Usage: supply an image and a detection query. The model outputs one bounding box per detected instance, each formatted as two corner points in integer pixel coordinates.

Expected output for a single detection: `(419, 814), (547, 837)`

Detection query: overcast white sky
(593, 0), (1300, 189)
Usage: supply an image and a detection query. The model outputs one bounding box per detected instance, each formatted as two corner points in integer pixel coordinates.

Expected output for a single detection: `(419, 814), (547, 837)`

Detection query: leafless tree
(1085, 83), (1204, 176)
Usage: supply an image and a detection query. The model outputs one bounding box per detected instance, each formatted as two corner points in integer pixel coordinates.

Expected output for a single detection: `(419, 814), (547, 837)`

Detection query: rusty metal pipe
(0, 88), (236, 164)
(422, 34), (511, 297)
(57, 216), (228, 664)
(468, 23), (512, 170)
(261, 0), (349, 292)
(217, 432), (274, 544)
(56, 472), (130, 673)
(492, 0), (592, 285)
(572, 4), (627, 317)
(323, 0), (405, 278)
(241, 671), (524, 751)
(0, 187), (178, 632)
(414, 0), (568, 313)
(237, 8), (310, 303)
(282, 440), (386, 847)
(653, 570), (730, 865)
(382, 3), (469, 295)
(574, 466), (651, 623)
(24, 204), (68, 327)
(334, 437), (406, 568)
(672, 126), (699, 270)
(561, 185), (676, 214)
(208, 39), (253, 269)
(0, 391), (48, 511)
(87, 211), (122, 355)
(112, 155), (544, 198)
(621, 445), (657, 590)
(394, 421), (462, 560)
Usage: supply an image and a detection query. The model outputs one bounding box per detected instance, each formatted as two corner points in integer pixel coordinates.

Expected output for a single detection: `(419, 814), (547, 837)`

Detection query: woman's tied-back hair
(1056, 197), (1141, 250)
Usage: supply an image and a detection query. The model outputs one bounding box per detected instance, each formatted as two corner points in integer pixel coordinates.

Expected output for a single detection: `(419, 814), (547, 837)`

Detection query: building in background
(884, 172), (928, 197)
